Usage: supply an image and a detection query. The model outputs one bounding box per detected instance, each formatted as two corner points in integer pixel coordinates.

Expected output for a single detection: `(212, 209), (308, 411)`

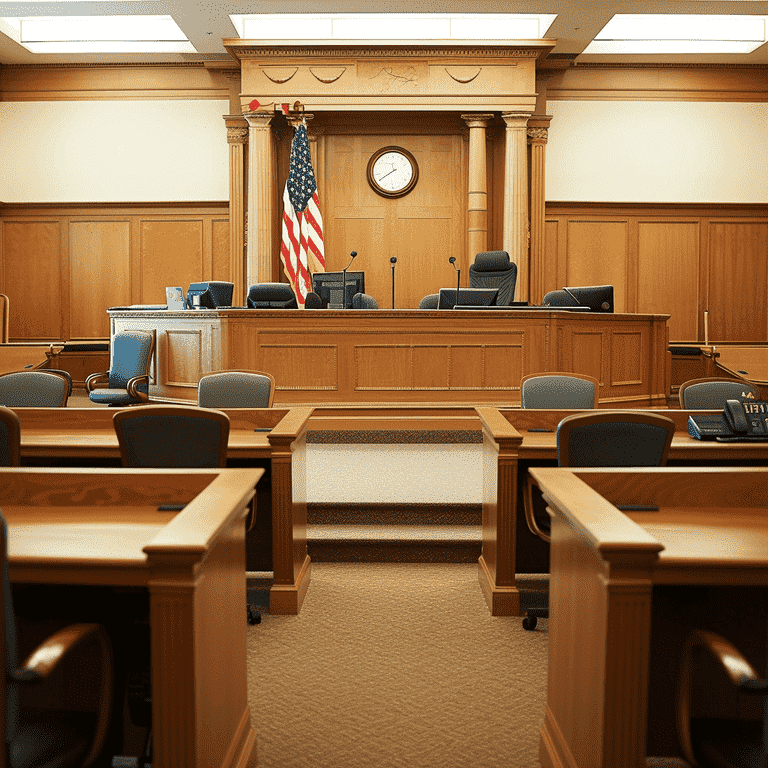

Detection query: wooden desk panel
(12, 407), (313, 615)
(476, 407), (768, 616)
(529, 467), (768, 768)
(0, 467), (261, 768)
(0, 343), (52, 373)
(108, 307), (670, 407)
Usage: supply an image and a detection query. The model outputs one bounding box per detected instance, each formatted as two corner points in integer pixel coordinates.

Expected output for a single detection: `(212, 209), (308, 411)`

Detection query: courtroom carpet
(247, 562), (548, 768)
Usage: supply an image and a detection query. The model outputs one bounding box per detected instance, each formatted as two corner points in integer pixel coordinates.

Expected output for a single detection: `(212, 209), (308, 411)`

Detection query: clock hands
(377, 167), (400, 181)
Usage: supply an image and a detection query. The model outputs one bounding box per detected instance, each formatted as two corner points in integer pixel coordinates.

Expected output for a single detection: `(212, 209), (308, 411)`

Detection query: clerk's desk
(476, 407), (768, 616)
(529, 466), (768, 768)
(11, 406), (313, 615)
(3, 466), (262, 768)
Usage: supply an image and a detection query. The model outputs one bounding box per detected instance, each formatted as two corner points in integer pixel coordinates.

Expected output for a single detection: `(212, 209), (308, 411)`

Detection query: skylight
(229, 13), (556, 42)
(0, 14), (196, 53)
(583, 14), (768, 54)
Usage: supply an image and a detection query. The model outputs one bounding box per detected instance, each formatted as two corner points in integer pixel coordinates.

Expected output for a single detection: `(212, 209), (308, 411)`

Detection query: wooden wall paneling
(637, 220), (700, 342)
(565, 219), (628, 313)
(2, 220), (63, 340)
(140, 218), (205, 305)
(211, 218), (231, 288)
(708, 221), (768, 342)
(542, 217), (562, 303)
(69, 220), (131, 338)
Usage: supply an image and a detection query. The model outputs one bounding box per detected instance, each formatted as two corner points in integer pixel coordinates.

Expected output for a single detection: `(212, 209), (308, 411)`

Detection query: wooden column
(527, 115), (552, 305)
(461, 113), (494, 264)
(245, 112), (275, 286)
(225, 116), (248, 305)
(502, 110), (532, 302)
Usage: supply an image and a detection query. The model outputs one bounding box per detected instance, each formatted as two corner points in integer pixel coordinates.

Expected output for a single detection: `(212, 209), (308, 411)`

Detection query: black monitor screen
(438, 288), (498, 309)
(187, 281), (234, 309)
(311, 272), (365, 309)
(563, 285), (614, 313)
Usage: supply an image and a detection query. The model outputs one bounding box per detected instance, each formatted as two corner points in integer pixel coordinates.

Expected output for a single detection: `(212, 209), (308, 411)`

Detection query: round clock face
(367, 147), (418, 198)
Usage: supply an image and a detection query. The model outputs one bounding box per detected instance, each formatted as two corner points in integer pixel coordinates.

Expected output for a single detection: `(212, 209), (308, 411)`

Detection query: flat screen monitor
(311, 272), (365, 309)
(438, 288), (498, 309)
(187, 281), (234, 309)
(563, 285), (614, 313)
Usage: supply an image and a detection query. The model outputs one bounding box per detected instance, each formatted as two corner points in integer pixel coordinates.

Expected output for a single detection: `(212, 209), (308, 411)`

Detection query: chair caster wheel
(247, 605), (262, 625)
(522, 615), (537, 631)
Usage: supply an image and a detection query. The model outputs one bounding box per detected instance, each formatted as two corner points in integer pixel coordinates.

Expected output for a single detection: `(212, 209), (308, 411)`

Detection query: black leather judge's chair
(0, 511), (114, 768)
(0, 407), (20, 467)
(542, 289), (578, 307)
(521, 411), (675, 631)
(247, 283), (298, 309)
(86, 330), (154, 406)
(0, 370), (72, 407)
(418, 294), (439, 309)
(304, 292), (323, 309)
(678, 377), (761, 410)
(468, 251), (518, 306)
(352, 293), (378, 309)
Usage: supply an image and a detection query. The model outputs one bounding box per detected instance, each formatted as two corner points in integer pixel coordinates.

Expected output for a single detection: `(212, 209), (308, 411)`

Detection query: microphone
(342, 251), (357, 309)
(449, 257), (460, 308)
(390, 257), (397, 309)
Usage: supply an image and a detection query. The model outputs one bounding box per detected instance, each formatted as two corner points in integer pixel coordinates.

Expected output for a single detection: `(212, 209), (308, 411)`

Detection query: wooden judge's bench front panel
(109, 308), (669, 406)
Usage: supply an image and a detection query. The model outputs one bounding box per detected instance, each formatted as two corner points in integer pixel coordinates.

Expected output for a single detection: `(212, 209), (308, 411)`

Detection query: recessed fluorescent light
(229, 13), (556, 42)
(0, 14), (196, 53)
(583, 14), (768, 54)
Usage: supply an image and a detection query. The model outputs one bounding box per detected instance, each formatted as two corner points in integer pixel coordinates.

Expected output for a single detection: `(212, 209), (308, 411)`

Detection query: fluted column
(245, 112), (276, 286)
(461, 113), (494, 264)
(502, 110), (532, 302)
(224, 115), (248, 305)
(527, 115), (552, 305)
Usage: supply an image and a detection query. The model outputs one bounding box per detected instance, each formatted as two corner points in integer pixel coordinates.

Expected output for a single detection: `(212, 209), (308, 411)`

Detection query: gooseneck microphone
(449, 257), (461, 308)
(390, 257), (397, 309)
(342, 251), (357, 309)
(562, 287), (581, 307)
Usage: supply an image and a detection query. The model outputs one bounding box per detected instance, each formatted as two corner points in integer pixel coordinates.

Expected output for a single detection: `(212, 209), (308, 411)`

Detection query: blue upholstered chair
(0, 407), (20, 467)
(112, 405), (229, 468)
(352, 292), (378, 309)
(0, 370), (71, 407)
(0, 511), (113, 768)
(520, 372), (599, 409)
(198, 370), (275, 409)
(468, 251), (517, 306)
(86, 331), (154, 407)
(521, 411), (675, 631)
(678, 377), (761, 410)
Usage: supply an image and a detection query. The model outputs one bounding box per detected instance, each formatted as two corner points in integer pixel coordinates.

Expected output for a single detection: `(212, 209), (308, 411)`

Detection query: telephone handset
(688, 398), (768, 441)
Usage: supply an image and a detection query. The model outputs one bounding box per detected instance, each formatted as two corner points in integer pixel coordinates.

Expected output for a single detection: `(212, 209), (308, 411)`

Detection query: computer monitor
(186, 281), (235, 309)
(562, 285), (614, 312)
(311, 272), (365, 309)
(438, 288), (498, 309)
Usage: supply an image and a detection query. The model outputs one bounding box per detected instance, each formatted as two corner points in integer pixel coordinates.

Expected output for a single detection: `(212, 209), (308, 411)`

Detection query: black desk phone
(688, 399), (768, 441)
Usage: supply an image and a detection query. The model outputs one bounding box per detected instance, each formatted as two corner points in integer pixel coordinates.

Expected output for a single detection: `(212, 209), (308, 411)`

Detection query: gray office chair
(0, 512), (113, 768)
(522, 411), (676, 630)
(0, 407), (20, 467)
(542, 289), (579, 307)
(418, 294), (439, 309)
(0, 370), (72, 407)
(352, 292), (378, 309)
(678, 377), (761, 410)
(247, 283), (298, 309)
(468, 251), (518, 306)
(198, 370), (275, 409)
(86, 330), (155, 406)
(520, 372), (599, 409)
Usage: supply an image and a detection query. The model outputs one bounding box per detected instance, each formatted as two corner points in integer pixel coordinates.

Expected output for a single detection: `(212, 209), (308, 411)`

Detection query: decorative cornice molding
(540, 61), (768, 71)
(227, 45), (544, 59)
(1, 61), (210, 70)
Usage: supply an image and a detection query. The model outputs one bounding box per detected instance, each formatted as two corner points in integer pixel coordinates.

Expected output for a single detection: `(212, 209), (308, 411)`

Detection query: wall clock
(367, 146), (418, 198)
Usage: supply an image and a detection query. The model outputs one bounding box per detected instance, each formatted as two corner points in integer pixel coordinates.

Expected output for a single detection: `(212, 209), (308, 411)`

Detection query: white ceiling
(1, 1), (768, 67)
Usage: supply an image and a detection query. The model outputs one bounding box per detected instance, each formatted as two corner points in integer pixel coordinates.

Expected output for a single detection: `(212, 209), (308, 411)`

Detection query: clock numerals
(367, 147), (419, 198)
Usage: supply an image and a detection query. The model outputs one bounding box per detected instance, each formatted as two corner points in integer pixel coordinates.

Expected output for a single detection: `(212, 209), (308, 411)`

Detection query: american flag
(280, 122), (325, 307)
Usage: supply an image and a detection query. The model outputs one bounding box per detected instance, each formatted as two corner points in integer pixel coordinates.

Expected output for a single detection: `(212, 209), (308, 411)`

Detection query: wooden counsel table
(476, 406), (768, 616)
(528, 466), (768, 768)
(12, 406), (313, 615)
(108, 306), (670, 407)
(2, 466), (262, 768)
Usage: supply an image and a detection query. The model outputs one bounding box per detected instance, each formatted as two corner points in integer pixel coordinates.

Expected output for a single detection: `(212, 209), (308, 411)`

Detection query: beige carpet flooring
(247, 563), (548, 768)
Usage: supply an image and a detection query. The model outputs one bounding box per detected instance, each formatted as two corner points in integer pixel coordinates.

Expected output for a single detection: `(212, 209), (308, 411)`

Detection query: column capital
(287, 113), (314, 129)
(460, 113), (495, 128)
(224, 114), (249, 145)
(245, 111), (275, 130)
(501, 111), (532, 128)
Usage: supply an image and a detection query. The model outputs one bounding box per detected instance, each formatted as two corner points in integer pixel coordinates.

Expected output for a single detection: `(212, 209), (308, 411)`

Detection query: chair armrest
(126, 374), (150, 402)
(85, 372), (109, 392)
(524, 476), (551, 543)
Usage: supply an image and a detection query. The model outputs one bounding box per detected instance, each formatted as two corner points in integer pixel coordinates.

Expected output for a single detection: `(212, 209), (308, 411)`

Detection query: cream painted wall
(0, 99), (229, 202)
(546, 100), (768, 203)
